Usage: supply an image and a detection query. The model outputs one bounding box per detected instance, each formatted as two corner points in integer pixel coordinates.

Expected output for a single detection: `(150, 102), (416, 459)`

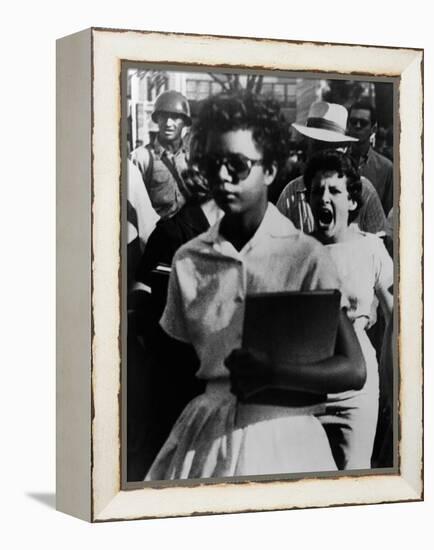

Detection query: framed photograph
(56, 27), (423, 522)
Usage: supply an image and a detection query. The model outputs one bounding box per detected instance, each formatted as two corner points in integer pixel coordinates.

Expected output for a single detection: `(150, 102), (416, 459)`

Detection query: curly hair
(191, 90), (291, 172)
(180, 167), (212, 204)
(304, 149), (363, 223)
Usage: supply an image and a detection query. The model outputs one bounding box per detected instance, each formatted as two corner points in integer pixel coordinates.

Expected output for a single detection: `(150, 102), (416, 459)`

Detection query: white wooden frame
(56, 27), (423, 522)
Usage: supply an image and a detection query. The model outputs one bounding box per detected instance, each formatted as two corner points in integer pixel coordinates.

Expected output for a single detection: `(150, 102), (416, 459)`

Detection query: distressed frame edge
(91, 25), (424, 57)
(94, 476), (422, 522)
(396, 50), (424, 500)
(89, 28), (423, 522)
(56, 28), (93, 522)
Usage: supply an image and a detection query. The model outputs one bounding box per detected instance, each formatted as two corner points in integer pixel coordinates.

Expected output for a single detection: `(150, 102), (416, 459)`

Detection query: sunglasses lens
(350, 117), (369, 128)
(226, 155), (250, 180)
(198, 154), (252, 181)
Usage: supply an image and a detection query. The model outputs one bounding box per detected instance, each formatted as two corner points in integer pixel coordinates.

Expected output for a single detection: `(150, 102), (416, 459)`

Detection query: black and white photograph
(124, 66), (396, 484)
(54, 23), (422, 524)
(2, 0), (431, 541)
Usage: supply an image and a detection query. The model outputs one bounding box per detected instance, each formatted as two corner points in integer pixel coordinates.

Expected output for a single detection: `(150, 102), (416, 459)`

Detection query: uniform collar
(153, 136), (186, 159)
(201, 202), (300, 248)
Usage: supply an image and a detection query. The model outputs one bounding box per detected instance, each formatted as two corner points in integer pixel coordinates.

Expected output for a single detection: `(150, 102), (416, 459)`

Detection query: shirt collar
(358, 146), (372, 167)
(153, 136), (185, 159)
(200, 202), (300, 247)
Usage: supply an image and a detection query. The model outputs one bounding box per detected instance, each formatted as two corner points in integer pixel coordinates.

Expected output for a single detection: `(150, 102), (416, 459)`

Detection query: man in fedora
(276, 101), (386, 234)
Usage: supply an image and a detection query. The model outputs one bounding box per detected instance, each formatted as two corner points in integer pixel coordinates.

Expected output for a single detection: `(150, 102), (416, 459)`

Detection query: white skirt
(145, 380), (337, 480)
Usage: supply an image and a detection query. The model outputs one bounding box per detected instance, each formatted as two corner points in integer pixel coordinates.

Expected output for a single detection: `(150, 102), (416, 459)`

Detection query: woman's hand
(225, 309), (366, 399)
(225, 348), (272, 399)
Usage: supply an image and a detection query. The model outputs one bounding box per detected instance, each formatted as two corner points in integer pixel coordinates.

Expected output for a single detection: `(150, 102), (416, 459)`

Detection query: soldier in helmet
(130, 90), (192, 220)
(126, 91), (193, 479)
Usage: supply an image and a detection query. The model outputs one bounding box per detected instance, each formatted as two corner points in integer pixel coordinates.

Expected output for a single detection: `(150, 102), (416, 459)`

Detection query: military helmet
(151, 90), (192, 126)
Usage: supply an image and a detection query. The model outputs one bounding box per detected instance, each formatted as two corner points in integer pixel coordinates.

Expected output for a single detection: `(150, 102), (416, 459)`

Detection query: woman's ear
(348, 198), (358, 212)
(264, 163), (278, 186)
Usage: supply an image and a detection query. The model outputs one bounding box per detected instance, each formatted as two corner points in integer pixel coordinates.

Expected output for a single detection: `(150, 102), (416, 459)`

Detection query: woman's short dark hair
(192, 90), (290, 172)
(304, 149), (363, 223)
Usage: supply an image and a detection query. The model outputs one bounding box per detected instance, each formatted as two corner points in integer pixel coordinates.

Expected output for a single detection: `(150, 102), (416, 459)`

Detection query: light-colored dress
(317, 231), (393, 470)
(127, 160), (159, 252)
(145, 204), (342, 480)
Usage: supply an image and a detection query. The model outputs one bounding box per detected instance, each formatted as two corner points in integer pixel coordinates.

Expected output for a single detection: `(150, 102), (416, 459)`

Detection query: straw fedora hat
(292, 101), (358, 143)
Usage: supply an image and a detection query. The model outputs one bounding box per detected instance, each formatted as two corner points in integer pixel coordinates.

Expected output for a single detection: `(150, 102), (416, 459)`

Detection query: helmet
(151, 90), (192, 126)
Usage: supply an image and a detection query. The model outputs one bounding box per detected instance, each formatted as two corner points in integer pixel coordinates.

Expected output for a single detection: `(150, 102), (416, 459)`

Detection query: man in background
(276, 101), (386, 235)
(130, 90), (192, 219)
(347, 99), (393, 215)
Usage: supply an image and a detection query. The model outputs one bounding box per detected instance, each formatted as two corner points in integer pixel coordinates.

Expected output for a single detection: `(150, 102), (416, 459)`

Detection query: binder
(239, 290), (341, 403)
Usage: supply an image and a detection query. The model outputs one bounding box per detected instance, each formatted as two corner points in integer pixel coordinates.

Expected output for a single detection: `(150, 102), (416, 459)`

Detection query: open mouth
(317, 207), (334, 229)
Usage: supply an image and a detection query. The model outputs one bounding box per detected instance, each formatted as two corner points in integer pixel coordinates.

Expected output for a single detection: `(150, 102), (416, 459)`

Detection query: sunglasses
(197, 153), (263, 183)
(348, 117), (371, 129)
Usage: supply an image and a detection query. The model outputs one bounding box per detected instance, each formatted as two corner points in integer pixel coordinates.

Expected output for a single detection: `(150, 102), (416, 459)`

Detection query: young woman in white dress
(305, 149), (393, 470)
(145, 93), (366, 480)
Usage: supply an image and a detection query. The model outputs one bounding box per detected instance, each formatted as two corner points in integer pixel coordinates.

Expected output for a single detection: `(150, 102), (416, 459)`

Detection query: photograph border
(120, 61), (400, 490)
(56, 27), (423, 522)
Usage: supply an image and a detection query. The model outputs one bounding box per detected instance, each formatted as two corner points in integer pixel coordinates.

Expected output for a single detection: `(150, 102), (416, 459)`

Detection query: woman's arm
(226, 309), (366, 397)
(374, 236), (394, 323)
(376, 281), (393, 323)
(274, 309), (366, 394)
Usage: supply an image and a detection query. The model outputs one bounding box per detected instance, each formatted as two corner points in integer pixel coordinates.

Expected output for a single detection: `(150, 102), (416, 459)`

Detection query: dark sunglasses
(197, 153), (263, 183)
(348, 117), (371, 129)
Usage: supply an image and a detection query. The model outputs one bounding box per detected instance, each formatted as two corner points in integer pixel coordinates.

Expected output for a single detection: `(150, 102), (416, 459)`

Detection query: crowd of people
(126, 87), (395, 481)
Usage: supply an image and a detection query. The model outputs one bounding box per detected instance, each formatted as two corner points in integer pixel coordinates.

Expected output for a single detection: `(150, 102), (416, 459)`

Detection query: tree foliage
(208, 73), (264, 94)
